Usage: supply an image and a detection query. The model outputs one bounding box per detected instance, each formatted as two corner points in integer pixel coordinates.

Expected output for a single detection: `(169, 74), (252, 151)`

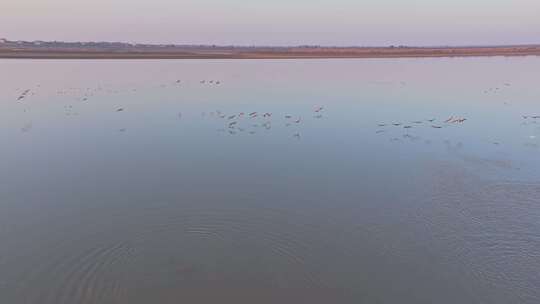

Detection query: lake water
(1, 58), (539, 303)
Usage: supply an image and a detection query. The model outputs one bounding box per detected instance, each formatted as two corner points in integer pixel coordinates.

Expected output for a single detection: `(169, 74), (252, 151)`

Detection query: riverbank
(2, 45), (540, 59)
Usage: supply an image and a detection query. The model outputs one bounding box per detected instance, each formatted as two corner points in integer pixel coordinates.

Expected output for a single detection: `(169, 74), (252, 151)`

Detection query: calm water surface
(1, 58), (539, 303)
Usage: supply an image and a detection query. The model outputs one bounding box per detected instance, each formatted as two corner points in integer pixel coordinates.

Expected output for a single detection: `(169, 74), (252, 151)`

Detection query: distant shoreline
(2, 45), (540, 59)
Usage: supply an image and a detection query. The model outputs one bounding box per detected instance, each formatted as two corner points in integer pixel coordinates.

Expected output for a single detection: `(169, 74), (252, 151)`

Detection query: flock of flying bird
(373, 115), (471, 143)
(11, 80), (539, 146)
(377, 115), (467, 131)
(12, 80), (325, 139)
(202, 106), (325, 138)
(375, 112), (538, 145)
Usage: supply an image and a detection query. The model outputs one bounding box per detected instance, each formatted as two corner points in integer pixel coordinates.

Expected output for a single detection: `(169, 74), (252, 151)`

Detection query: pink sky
(2, 0), (539, 46)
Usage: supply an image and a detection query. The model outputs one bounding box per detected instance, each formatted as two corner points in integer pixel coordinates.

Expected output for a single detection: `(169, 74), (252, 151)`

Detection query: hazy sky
(2, 0), (539, 45)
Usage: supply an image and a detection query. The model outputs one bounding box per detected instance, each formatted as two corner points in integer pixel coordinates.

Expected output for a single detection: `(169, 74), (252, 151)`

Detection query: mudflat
(1, 45), (540, 59)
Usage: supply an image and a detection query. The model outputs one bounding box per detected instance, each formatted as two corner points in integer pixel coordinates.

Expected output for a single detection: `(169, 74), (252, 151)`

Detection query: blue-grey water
(1, 58), (539, 303)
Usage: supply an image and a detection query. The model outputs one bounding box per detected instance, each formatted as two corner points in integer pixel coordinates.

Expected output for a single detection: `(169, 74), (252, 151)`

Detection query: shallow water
(0, 58), (539, 303)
